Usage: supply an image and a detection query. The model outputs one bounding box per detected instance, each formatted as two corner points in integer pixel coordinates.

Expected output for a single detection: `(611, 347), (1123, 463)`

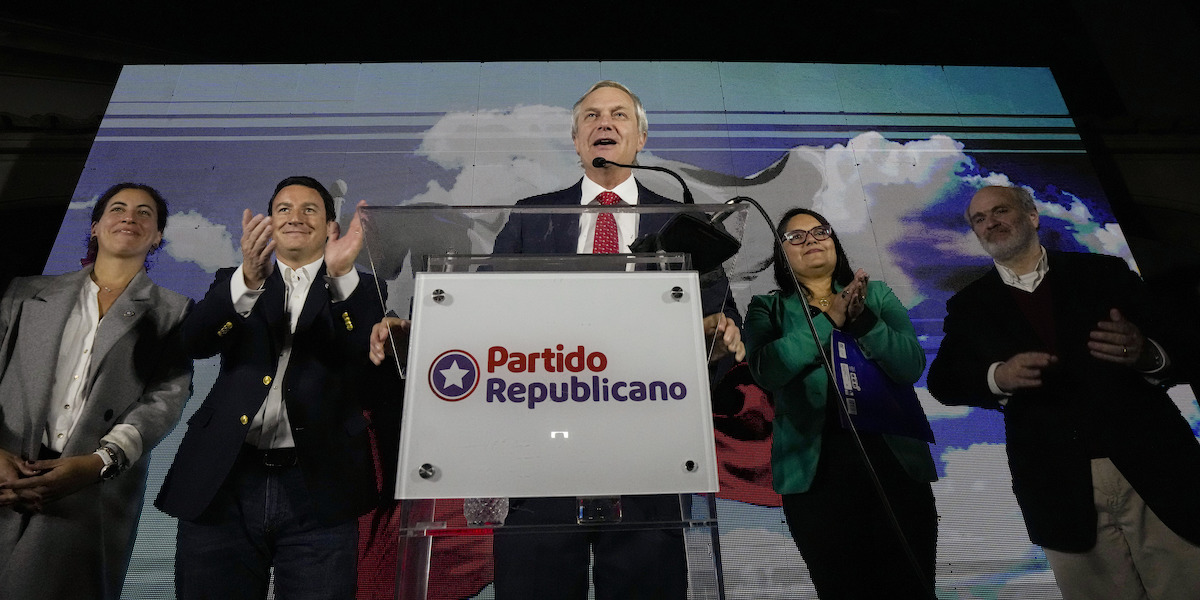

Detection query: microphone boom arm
(592, 157), (694, 204)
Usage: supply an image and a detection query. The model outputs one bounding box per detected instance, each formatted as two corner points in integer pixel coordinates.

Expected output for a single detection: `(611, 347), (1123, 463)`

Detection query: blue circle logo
(428, 350), (480, 402)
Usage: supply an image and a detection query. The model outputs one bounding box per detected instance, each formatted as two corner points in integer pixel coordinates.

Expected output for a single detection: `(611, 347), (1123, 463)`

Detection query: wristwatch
(97, 444), (121, 481)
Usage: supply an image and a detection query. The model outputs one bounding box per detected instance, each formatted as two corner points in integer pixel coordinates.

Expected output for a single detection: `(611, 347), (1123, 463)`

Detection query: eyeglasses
(782, 226), (833, 245)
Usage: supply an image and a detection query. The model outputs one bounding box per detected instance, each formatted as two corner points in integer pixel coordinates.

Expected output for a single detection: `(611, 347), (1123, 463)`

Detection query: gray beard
(981, 225), (1038, 263)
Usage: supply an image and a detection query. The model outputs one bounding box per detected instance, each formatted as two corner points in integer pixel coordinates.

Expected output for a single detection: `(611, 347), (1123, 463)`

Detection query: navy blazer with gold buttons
(156, 263), (391, 525)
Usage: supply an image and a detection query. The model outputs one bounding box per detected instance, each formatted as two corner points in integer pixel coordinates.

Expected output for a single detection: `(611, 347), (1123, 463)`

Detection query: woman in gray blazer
(0, 183), (193, 600)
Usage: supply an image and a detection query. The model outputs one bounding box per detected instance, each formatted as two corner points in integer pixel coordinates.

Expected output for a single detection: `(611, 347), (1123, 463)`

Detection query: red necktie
(594, 191), (621, 254)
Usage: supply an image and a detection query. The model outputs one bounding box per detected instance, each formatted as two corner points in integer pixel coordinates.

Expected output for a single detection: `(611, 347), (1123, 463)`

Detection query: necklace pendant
(818, 297), (829, 308)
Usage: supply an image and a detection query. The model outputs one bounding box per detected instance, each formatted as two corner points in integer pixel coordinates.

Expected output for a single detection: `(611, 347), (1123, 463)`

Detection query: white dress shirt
(230, 257), (359, 449)
(994, 246), (1050, 292)
(44, 278), (144, 464)
(577, 174), (641, 253)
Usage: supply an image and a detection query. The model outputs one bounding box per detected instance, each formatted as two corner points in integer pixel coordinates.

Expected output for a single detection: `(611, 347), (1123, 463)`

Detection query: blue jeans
(175, 451), (358, 600)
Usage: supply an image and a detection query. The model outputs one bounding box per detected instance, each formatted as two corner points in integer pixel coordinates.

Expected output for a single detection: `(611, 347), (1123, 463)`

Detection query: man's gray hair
(571, 80), (649, 138)
(1009, 186), (1038, 213)
(965, 185), (1038, 222)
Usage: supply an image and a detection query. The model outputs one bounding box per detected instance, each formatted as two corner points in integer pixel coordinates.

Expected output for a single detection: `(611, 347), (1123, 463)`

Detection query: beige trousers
(1043, 457), (1200, 600)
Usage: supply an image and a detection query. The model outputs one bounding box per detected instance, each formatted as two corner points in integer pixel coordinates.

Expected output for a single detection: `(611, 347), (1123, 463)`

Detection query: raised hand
(829, 269), (870, 327)
(326, 200), (367, 278)
(240, 208), (275, 289)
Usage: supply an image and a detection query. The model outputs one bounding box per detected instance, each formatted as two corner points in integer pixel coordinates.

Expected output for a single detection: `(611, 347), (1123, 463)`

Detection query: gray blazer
(0, 267), (192, 600)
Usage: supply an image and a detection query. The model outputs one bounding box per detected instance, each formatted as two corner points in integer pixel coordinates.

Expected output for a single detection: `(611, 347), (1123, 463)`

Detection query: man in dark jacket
(928, 184), (1200, 599)
(157, 176), (394, 600)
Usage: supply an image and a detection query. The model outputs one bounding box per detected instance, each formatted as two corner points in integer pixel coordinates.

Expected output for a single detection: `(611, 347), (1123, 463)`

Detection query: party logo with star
(428, 349), (480, 402)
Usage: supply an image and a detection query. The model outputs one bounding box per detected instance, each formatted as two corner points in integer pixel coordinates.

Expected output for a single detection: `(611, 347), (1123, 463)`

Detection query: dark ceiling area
(2, 0), (1199, 287)
(0, 2), (1093, 64)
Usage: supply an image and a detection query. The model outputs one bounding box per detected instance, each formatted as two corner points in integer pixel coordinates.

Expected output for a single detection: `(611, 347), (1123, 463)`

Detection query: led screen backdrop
(43, 61), (1200, 599)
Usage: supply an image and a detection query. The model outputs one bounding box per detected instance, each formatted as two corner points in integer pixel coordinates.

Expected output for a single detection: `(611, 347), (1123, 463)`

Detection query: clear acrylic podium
(360, 202), (748, 600)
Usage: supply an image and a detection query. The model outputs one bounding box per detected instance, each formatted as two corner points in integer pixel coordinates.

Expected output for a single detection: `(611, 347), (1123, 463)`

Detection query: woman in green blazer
(744, 207), (938, 598)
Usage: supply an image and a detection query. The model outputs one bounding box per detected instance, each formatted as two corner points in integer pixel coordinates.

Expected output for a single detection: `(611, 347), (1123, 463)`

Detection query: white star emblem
(439, 359), (470, 390)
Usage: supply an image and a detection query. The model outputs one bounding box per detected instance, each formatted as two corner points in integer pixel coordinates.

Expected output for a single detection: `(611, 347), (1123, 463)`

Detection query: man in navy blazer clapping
(157, 176), (396, 600)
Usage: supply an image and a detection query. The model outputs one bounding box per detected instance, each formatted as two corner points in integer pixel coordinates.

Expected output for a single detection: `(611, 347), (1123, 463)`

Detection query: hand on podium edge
(369, 316), (412, 367)
(705, 313), (745, 363)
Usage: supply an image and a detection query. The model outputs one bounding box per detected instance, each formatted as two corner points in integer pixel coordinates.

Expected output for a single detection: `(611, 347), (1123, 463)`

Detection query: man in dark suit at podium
(490, 81), (743, 600)
(156, 176), (396, 600)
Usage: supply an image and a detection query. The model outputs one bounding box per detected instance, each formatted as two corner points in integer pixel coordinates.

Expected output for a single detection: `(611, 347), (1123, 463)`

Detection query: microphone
(592, 157), (742, 272)
(709, 197), (748, 226)
(592, 157), (694, 204)
(590, 159), (748, 272)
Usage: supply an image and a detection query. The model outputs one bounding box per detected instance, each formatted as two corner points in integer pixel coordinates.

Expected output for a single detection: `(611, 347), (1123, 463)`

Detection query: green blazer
(745, 280), (936, 495)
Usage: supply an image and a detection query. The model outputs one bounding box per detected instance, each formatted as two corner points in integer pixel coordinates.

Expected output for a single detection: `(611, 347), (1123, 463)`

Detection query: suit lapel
(549, 181), (583, 254)
(89, 269), (153, 376)
(21, 270), (89, 367)
(248, 269), (289, 357)
(635, 181), (674, 238)
(295, 262), (331, 333)
(83, 270), (160, 444)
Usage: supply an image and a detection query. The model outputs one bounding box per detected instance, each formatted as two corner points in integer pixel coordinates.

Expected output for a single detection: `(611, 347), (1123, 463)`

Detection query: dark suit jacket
(156, 264), (390, 525)
(493, 178), (738, 324)
(927, 251), (1200, 551)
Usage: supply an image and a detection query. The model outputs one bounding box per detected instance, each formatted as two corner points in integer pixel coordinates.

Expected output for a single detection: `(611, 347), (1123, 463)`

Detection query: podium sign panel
(359, 204), (744, 600)
(396, 270), (719, 499)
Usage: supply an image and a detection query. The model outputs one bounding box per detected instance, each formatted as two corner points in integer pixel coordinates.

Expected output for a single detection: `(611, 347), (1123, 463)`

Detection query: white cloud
(917, 387), (972, 420)
(962, 172), (1017, 189)
(812, 132), (972, 305)
(1039, 192), (1132, 261)
(934, 443), (1051, 592)
(69, 197), (98, 212)
(164, 210), (241, 273)
(411, 105), (583, 206)
(1168, 386), (1200, 430)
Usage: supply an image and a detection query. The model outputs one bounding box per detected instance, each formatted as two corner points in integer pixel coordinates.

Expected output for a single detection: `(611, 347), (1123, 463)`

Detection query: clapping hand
(829, 269), (870, 327)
